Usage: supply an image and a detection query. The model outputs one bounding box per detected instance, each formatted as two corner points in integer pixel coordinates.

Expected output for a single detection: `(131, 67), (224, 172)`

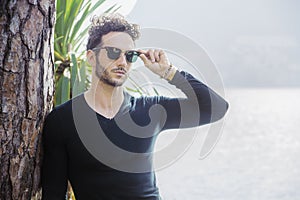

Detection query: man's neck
(84, 81), (124, 118)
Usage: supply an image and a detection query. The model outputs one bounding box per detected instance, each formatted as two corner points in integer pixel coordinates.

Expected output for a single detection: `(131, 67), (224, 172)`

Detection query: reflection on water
(155, 88), (300, 200)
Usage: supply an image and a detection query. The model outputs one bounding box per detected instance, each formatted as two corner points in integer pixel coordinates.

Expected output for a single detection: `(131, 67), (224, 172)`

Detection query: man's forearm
(169, 70), (229, 124)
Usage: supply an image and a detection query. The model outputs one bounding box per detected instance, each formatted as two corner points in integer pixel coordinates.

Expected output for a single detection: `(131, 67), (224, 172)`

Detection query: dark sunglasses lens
(106, 47), (121, 60)
(126, 51), (140, 63)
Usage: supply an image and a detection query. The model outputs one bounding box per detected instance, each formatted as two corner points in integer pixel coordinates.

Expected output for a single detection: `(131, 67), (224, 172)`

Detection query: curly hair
(86, 13), (140, 50)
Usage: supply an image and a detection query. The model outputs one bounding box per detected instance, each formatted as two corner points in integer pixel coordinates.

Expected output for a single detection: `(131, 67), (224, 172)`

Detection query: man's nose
(115, 53), (128, 66)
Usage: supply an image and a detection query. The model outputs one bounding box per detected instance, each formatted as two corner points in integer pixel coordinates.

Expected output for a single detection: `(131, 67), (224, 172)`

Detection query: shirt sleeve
(160, 70), (229, 130)
(42, 109), (68, 200)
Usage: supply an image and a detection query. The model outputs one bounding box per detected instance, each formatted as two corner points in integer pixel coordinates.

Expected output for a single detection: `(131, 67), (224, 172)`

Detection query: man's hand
(138, 49), (177, 81)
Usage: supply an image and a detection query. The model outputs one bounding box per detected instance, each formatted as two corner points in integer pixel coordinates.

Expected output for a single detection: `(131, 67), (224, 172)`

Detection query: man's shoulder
(49, 94), (84, 118)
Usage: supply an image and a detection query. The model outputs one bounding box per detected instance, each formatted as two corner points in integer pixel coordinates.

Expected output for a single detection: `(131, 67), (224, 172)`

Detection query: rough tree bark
(0, 0), (55, 199)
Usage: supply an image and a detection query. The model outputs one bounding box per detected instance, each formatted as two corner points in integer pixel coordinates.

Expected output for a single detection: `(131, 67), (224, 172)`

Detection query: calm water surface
(155, 88), (300, 200)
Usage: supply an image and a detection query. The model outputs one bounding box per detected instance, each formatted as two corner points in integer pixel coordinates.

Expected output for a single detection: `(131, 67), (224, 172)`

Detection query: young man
(42, 14), (229, 200)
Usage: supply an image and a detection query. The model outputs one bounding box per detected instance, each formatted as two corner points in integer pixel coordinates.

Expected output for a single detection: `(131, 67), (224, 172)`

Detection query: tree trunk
(0, 0), (55, 199)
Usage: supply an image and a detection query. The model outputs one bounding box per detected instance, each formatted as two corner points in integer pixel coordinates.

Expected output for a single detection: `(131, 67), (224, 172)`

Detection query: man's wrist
(165, 65), (178, 81)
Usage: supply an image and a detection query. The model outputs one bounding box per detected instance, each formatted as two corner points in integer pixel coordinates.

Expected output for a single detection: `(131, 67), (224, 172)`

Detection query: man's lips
(113, 69), (126, 75)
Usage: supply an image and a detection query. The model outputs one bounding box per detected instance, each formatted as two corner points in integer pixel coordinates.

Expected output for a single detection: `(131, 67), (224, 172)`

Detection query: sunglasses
(93, 46), (141, 63)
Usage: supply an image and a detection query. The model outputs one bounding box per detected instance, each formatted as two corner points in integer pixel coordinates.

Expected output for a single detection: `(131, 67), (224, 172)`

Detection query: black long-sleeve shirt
(42, 70), (228, 200)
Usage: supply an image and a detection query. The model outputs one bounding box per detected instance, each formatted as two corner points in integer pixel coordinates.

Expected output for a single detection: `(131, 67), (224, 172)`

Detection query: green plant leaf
(70, 53), (78, 91)
(125, 87), (142, 95)
(89, 0), (106, 14)
(153, 87), (159, 96)
(69, 3), (91, 43)
(55, 73), (70, 106)
(61, 72), (71, 104)
(104, 4), (118, 13)
(54, 50), (65, 61)
(73, 60), (87, 96)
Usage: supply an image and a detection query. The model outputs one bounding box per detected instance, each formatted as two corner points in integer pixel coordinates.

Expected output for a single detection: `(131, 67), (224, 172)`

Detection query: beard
(95, 59), (127, 87)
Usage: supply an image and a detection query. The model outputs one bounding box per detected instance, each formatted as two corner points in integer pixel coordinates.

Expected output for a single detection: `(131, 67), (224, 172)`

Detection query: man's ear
(86, 50), (96, 67)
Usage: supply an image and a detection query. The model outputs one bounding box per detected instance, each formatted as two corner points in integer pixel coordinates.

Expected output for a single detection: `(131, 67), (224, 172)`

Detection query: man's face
(94, 32), (135, 87)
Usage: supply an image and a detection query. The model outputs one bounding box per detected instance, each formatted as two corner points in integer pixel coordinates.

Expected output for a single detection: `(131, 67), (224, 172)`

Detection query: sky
(92, 0), (137, 15)
(91, 0), (300, 87)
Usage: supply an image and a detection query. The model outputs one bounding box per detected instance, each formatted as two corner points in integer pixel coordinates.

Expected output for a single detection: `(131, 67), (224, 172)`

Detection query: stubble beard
(95, 59), (127, 87)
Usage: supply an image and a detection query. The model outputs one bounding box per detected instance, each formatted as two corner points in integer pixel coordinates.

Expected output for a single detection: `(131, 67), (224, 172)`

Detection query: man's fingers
(139, 53), (151, 66)
(138, 49), (148, 54)
(153, 50), (159, 62)
(138, 49), (155, 63)
(148, 49), (155, 63)
(159, 50), (167, 61)
(138, 49), (168, 66)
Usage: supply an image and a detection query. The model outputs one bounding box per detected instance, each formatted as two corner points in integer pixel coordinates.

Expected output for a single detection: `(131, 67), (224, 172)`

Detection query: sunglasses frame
(92, 46), (141, 63)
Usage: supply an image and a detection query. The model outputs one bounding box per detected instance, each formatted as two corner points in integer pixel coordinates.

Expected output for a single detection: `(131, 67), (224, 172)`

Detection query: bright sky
(92, 0), (137, 16)
(128, 0), (300, 87)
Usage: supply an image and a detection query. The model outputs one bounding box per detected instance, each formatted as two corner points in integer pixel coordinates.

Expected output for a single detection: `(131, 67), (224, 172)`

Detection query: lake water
(155, 88), (300, 200)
